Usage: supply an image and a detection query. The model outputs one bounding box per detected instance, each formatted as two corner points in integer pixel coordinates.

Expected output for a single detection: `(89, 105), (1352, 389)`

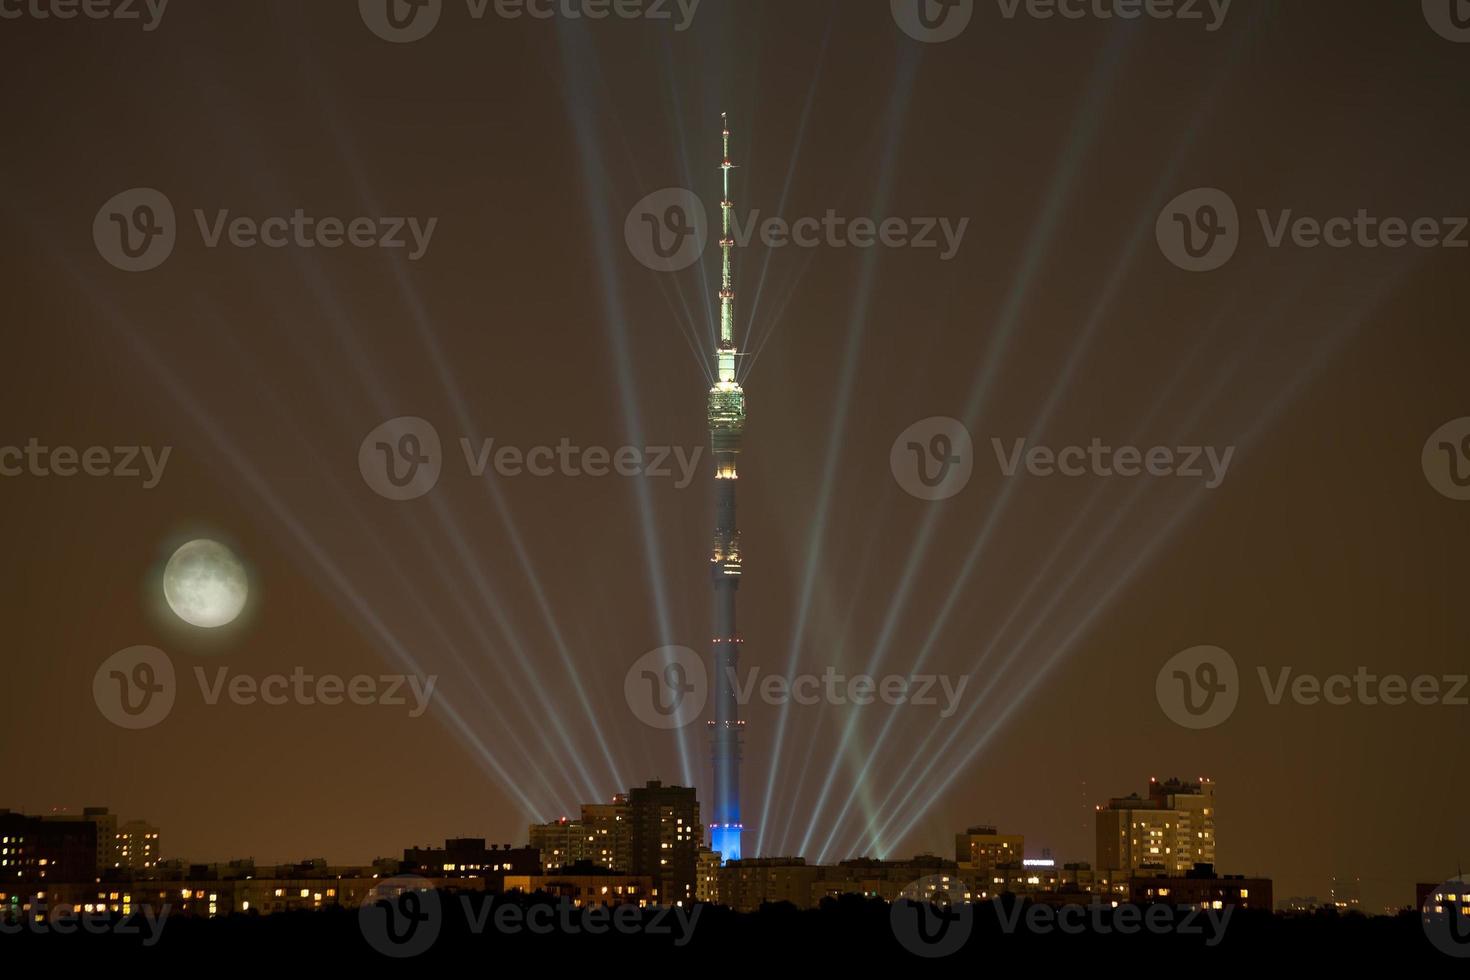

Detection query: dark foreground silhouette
(1, 892), (1458, 966)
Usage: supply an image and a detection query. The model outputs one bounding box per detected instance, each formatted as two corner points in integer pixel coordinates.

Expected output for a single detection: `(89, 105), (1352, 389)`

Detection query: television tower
(707, 111), (746, 862)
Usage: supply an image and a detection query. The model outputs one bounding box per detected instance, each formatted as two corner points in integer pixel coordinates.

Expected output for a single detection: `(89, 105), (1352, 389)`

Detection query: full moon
(163, 539), (248, 628)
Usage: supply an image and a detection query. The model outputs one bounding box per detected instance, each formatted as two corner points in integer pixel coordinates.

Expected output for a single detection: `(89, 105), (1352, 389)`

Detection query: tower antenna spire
(718, 111), (737, 380)
(708, 110), (746, 863)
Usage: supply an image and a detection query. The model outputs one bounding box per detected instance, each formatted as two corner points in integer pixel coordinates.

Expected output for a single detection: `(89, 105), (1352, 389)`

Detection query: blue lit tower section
(708, 111), (745, 862)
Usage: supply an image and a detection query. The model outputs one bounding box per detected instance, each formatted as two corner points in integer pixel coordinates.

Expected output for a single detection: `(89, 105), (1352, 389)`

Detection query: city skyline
(0, 773), (1346, 912)
(2, 0), (1468, 929)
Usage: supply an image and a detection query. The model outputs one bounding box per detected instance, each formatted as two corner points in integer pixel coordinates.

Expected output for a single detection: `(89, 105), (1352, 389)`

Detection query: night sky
(2, 0), (1467, 913)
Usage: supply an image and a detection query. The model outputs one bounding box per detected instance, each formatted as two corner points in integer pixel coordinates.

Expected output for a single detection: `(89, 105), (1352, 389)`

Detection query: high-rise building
(529, 781), (700, 903)
(528, 817), (591, 872)
(35, 807), (116, 873)
(582, 794), (631, 872)
(628, 780), (701, 905)
(115, 819), (162, 872)
(696, 848), (722, 904)
(528, 795), (631, 873)
(707, 111), (747, 864)
(82, 807), (118, 871)
(1150, 777), (1216, 868)
(1, 810), (99, 882)
(1096, 777), (1216, 875)
(22, 807), (162, 874)
(954, 825), (1025, 877)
